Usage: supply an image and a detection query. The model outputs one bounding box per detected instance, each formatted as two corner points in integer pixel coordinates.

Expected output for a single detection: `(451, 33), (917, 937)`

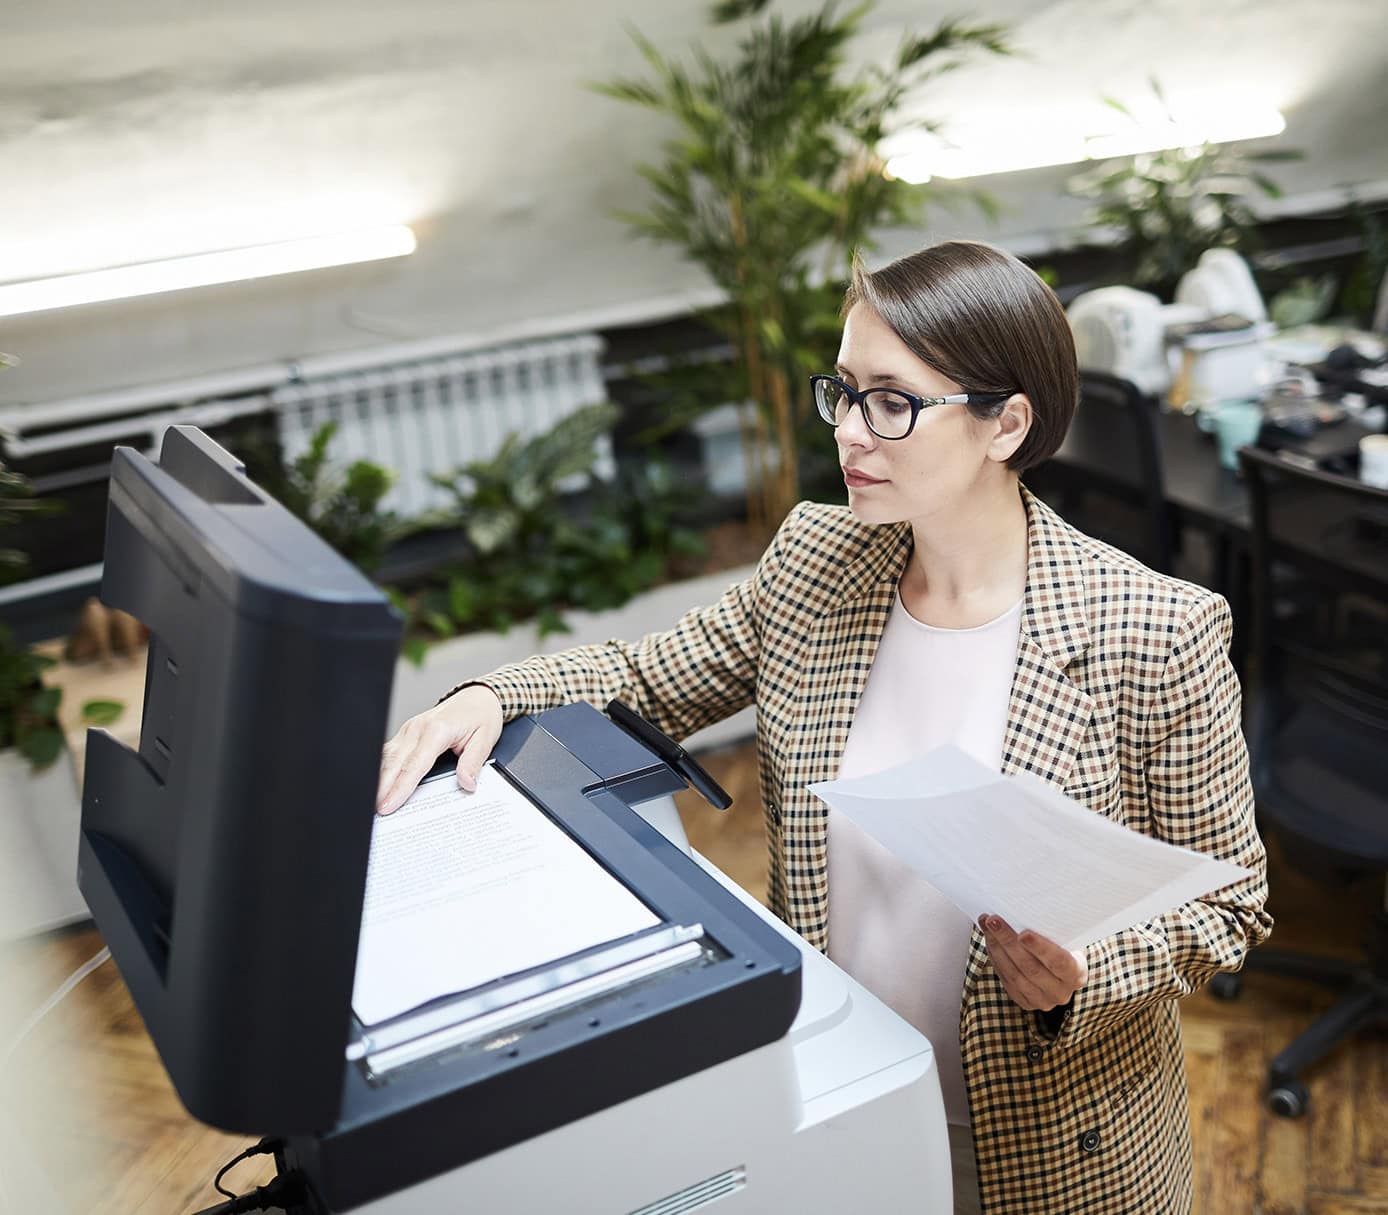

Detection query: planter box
(0, 747), (88, 940)
(387, 563), (760, 753)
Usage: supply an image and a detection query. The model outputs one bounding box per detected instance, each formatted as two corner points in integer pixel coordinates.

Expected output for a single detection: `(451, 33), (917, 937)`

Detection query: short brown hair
(843, 240), (1077, 471)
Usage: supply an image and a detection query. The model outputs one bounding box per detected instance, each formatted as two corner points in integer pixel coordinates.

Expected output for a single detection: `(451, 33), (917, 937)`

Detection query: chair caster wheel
(1209, 973), (1242, 1000)
(1267, 1081), (1309, 1118)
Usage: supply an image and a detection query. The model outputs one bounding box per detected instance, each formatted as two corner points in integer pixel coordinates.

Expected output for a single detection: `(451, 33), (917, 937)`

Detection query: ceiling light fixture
(885, 108), (1286, 184)
(0, 224), (417, 319)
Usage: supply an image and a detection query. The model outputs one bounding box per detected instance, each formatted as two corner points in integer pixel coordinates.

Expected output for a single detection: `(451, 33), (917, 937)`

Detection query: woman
(376, 240), (1272, 1213)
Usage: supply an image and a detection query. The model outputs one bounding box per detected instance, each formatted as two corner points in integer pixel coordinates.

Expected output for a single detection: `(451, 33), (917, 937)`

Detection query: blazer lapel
(965, 487), (1096, 994)
(779, 519), (912, 947)
(1000, 488), (1095, 788)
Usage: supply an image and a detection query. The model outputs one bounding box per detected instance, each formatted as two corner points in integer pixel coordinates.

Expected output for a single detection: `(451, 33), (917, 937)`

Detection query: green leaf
(671, 529), (707, 557)
(447, 576), (475, 622)
(466, 509), (517, 555)
(424, 611), (456, 638)
(591, 78), (665, 108)
(401, 637), (430, 668)
(21, 728), (64, 769)
(31, 686), (61, 718)
(534, 605), (571, 639)
(783, 177), (841, 216)
(81, 699), (124, 726)
(710, 0), (771, 22)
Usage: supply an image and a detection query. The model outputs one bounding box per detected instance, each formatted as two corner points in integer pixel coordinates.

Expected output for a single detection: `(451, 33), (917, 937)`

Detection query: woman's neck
(899, 479), (1030, 629)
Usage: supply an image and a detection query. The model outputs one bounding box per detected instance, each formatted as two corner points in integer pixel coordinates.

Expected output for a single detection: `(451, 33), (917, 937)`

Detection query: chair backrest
(1034, 370), (1174, 572)
(1240, 445), (1388, 661)
(1238, 445), (1388, 871)
(1373, 266), (1388, 336)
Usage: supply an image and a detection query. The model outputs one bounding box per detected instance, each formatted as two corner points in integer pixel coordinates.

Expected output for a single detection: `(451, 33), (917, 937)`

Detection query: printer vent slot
(627, 1165), (747, 1215)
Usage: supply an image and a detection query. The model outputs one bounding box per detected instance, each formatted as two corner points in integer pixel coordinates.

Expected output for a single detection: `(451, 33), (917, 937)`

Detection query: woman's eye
(871, 393), (912, 416)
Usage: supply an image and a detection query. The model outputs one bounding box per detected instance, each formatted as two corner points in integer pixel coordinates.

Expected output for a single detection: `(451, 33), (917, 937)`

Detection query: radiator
(0, 332), (612, 518)
(271, 333), (613, 517)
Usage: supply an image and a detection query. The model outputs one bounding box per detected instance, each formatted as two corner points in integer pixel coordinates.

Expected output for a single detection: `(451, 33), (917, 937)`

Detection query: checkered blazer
(464, 486), (1273, 1213)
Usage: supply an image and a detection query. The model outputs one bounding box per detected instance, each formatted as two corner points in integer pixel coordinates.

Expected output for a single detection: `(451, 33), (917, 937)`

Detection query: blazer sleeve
(437, 503), (802, 743)
(1037, 592), (1273, 1049)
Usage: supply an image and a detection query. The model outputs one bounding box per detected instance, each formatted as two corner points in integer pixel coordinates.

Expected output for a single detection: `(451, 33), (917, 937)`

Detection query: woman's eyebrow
(835, 364), (917, 386)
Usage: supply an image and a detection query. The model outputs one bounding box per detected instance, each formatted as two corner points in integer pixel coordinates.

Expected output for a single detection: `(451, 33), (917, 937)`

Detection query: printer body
(78, 426), (951, 1214)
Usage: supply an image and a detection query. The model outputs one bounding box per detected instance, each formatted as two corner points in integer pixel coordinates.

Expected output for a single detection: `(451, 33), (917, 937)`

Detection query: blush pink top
(827, 589), (1023, 1126)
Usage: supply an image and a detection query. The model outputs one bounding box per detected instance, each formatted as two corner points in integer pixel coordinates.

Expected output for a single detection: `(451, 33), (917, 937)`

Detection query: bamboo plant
(598, 0), (1011, 533)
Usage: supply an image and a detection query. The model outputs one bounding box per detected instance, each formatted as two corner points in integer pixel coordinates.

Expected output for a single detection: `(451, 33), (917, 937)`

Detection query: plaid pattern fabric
(460, 486), (1272, 1213)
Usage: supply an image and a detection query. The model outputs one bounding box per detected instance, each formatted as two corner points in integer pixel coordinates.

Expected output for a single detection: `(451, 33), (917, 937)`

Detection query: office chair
(1210, 446), (1388, 1118)
(1026, 370), (1177, 574)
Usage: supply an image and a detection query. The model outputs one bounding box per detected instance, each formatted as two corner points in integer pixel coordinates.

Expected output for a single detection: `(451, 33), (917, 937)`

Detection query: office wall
(2, 0), (1386, 411)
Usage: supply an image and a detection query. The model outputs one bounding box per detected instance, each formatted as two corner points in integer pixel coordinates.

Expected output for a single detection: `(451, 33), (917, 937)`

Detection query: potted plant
(0, 453), (120, 937)
(597, 0), (1011, 532)
(378, 403), (762, 748)
(239, 419), (400, 574)
(1066, 82), (1299, 301)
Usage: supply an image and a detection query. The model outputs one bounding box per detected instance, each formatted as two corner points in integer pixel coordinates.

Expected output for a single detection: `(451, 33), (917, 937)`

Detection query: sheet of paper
(352, 762), (659, 1026)
(809, 745), (1252, 951)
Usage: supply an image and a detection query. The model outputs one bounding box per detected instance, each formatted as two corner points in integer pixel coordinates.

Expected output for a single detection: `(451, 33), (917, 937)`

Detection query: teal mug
(1212, 399), (1264, 472)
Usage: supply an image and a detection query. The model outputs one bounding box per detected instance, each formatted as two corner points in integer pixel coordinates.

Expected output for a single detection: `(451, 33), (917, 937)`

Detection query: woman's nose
(835, 401), (876, 448)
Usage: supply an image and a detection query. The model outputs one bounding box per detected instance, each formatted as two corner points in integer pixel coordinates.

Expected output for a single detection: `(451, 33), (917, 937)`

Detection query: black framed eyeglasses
(810, 374), (1014, 440)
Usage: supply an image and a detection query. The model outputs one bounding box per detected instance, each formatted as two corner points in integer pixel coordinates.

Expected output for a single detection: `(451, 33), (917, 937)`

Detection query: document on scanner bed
(809, 745), (1253, 951)
(351, 762), (659, 1026)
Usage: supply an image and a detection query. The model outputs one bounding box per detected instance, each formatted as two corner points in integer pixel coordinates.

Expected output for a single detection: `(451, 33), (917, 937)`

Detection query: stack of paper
(352, 763), (659, 1026)
(810, 746), (1251, 950)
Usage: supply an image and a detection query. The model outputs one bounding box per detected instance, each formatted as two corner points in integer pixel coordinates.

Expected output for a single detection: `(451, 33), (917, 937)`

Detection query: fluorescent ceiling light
(886, 108), (1286, 184)
(0, 225), (417, 319)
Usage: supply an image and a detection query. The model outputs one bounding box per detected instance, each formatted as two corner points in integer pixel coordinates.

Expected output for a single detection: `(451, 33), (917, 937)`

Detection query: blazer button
(1025, 1045), (1044, 1062)
(1080, 1130), (1101, 1153)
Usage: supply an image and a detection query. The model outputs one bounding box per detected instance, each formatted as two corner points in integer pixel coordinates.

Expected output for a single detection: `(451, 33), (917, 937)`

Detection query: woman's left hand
(979, 915), (1088, 1011)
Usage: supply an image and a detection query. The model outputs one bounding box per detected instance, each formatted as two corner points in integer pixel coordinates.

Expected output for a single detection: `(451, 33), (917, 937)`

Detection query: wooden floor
(3, 740), (1385, 1214)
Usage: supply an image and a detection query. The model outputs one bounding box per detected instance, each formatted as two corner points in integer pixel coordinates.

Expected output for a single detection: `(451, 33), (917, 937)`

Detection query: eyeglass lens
(814, 379), (916, 439)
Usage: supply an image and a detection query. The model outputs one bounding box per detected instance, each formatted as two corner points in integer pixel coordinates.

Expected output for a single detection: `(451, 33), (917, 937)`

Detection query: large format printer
(78, 426), (951, 1213)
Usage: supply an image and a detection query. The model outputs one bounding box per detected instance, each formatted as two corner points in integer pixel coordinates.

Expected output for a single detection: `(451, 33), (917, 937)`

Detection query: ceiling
(2, 0), (1386, 408)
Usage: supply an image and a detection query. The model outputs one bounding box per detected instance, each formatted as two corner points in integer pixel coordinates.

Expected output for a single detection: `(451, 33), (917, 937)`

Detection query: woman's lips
(843, 469), (886, 487)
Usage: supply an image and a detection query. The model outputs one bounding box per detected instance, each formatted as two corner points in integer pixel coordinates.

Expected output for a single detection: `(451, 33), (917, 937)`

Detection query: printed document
(809, 745), (1252, 950)
(352, 763), (659, 1025)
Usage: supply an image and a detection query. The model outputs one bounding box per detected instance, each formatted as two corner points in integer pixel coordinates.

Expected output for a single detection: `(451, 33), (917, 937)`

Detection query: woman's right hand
(375, 684), (505, 815)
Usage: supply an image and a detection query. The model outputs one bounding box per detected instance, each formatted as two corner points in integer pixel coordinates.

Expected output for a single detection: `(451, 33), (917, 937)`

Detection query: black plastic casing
(80, 426), (401, 1133)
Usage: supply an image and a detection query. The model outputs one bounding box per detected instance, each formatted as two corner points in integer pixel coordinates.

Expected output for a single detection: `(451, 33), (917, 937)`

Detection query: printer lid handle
(605, 700), (732, 811)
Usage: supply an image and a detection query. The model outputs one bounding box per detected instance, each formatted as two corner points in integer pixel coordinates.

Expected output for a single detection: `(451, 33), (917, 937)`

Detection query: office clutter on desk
(1069, 250), (1272, 402)
(1067, 250), (1388, 442)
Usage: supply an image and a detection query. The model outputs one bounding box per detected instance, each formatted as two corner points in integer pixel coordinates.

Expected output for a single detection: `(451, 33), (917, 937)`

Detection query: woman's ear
(988, 393), (1032, 464)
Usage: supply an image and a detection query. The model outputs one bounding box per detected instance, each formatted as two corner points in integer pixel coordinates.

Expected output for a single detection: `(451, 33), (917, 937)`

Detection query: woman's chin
(846, 492), (898, 526)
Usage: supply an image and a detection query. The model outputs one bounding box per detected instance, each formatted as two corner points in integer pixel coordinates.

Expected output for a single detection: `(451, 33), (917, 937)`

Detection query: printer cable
(190, 1168), (305, 1215)
(213, 1137), (282, 1199)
